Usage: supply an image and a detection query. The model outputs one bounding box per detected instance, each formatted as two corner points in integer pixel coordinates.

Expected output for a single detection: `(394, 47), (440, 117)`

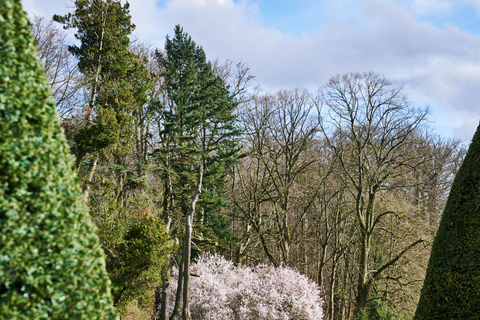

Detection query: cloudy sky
(21, 0), (480, 140)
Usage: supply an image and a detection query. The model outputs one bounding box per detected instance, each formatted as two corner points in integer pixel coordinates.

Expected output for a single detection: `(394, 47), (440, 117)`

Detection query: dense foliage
(167, 254), (324, 320)
(54, 0), (151, 168)
(414, 124), (480, 319)
(0, 1), (116, 318)
(154, 25), (240, 232)
(108, 215), (173, 310)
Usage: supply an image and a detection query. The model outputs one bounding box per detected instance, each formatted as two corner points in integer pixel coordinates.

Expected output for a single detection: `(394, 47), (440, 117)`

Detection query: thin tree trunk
(156, 276), (170, 320)
(83, 156), (98, 204)
(165, 172), (173, 233)
(169, 261), (183, 320)
(259, 231), (278, 268)
(328, 262), (337, 320)
(154, 286), (161, 320)
(85, 14), (105, 122)
(317, 244), (328, 288)
(182, 163), (203, 320)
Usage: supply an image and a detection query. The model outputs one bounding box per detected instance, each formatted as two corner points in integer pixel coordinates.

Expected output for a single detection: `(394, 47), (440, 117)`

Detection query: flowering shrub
(167, 253), (324, 320)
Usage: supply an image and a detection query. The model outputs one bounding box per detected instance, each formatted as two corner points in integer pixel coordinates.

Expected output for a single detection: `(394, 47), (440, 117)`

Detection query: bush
(167, 253), (324, 320)
(109, 215), (174, 311)
(355, 296), (395, 320)
(414, 123), (480, 319)
(0, 1), (116, 318)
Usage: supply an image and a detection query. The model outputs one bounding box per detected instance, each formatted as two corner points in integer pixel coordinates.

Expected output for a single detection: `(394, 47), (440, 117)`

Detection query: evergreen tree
(0, 1), (117, 319)
(53, 0), (151, 176)
(155, 25), (240, 230)
(55, 2), (171, 316)
(154, 25), (240, 320)
(414, 123), (480, 319)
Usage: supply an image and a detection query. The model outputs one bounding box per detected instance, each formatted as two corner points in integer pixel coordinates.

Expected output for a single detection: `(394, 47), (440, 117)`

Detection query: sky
(21, 0), (480, 141)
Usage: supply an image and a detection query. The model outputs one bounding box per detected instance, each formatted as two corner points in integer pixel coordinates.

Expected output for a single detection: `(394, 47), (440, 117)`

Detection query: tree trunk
(259, 231), (278, 268)
(156, 277), (170, 320)
(356, 233), (371, 312)
(181, 163), (203, 320)
(328, 263), (337, 320)
(83, 156), (98, 204)
(85, 15), (105, 122)
(317, 244), (328, 288)
(169, 260), (183, 320)
(154, 286), (161, 320)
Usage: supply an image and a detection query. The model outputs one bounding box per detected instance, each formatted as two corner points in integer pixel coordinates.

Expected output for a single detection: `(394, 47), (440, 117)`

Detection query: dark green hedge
(414, 123), (480, 319)
(0, 1), (117, 319)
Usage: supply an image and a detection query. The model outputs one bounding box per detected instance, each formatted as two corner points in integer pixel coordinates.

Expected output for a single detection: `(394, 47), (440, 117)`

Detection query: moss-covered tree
(414, 123), (480, 319)
(0, 1), (117, 318)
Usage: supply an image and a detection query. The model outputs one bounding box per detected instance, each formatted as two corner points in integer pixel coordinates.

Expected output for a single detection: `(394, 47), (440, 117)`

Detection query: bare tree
(212, 59), (258, 103)
(233, 89), (321, 265)
(321, 72), (429, 313)
(31, 15), (83, 118)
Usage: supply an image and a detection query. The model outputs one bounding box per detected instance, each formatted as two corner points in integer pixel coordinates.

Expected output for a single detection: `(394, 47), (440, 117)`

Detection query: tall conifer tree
(54, 0), (151, 179)
(0, 1), (117, 318)
(414, 123), (480, 319)
(155, 25), (240, 320)
(54, 2), (169, 315)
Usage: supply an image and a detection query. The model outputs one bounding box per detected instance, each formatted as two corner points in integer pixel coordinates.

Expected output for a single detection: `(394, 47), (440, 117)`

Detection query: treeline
(32, 1), (465, 319)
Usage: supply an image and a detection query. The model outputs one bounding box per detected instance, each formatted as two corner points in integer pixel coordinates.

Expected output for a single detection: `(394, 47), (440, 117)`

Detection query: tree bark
(356, 232), (371, 312)
(169, 260), (183, 320)
(181, 163), (203, 320)
(83, 155), (98, 204)
(156, 276), (170, 320)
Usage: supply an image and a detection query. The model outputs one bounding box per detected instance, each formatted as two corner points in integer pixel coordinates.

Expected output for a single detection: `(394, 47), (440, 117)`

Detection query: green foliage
(54, 0), (151, 163)
(0, 1), (117, 318)
(205, 213), (238, 245)
(53, 0), (134, 76)
(111, 216), (174, 311)
(74, 107), (121, 163)
(355, 296), (396, 320)
(88, 172), (175, 315)
(414, 123), (480, 319)
(154, 25), (240, 220)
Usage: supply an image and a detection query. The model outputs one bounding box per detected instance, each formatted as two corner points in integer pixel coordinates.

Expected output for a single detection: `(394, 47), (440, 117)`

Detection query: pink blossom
(167, 253), (324, 320)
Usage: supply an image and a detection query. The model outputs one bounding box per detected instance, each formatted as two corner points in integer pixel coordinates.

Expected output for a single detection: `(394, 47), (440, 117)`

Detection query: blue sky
(21, 0), (480, 140)
(254, 0), (480, 37)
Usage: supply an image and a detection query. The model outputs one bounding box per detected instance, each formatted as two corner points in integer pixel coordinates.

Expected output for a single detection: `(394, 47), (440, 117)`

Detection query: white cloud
(412, 0), (453, 14)
(127, 0), (164, 42)
(21, 0), (72, 19)
(19, 0), (480, 140)
(150, 0), (480, 139)
(463, 0), (480, 9)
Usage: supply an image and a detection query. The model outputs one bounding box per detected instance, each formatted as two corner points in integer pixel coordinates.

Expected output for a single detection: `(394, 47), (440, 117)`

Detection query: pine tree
(414, 123), (480, 319)
(154, 25), (240, 320)
(0, 1), (117, 318)
(54, 0), (151, 179)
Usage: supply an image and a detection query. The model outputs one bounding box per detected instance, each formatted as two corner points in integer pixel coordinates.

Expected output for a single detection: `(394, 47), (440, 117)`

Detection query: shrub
(109, 215), (174, 311)
(0, 1), (117, 318)
(414, 123), (480, 319)
(167, 253), (324, 320)
(355, 295), (395, 320)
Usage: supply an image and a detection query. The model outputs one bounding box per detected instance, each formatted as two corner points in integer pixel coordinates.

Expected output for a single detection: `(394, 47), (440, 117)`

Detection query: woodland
(1, 0), (475, 319)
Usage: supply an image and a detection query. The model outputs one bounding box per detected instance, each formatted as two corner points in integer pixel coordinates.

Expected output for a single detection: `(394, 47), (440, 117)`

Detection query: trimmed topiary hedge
(414, 123), (480, 319)
(0, 1), (117, 319)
